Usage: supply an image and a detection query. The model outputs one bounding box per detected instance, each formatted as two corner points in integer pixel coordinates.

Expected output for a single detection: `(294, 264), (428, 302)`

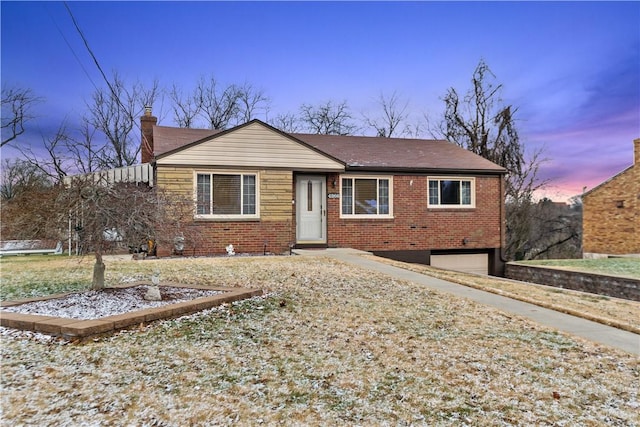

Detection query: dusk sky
(2, 1), (639, 202)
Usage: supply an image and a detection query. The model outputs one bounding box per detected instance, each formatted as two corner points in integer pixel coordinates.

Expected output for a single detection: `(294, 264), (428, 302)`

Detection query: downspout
(499, 173), (508, 263)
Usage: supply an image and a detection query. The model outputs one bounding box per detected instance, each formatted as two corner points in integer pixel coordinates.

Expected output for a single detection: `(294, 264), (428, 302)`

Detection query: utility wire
(45, 3), (99, 93)
(62, 1), (153, 157)
(63, 2), (124, 109)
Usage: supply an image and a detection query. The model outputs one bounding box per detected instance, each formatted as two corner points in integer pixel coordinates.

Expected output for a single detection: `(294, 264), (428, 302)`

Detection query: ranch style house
(135, 109), (507, 275)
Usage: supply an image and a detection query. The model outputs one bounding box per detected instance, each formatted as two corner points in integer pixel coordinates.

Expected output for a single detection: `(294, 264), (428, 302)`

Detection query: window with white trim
(428, 177), (475, 208)
(195, 172), (258, 218)
(341, 176), (392, 217)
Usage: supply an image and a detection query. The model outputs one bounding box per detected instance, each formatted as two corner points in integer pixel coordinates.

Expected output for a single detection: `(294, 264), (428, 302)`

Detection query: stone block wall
(505, 263), (639, 301)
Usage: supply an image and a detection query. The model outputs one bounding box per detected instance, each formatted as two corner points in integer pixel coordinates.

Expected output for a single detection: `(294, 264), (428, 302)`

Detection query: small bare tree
(59, 178), (179, 289)
(1, 85), (42, 147)
(363, 91), (411, 137)
(432, 59), (548, 260)
(85, 72), (159, 168)
(169, 84), (201, 128)
(15, 122), (71, 184)
(0, 158), (51, 201)
(194, 75), (242, 130)
(269, 112), (302, 133)
(299, 100), (357, 135)
(237, 83), (270, 123)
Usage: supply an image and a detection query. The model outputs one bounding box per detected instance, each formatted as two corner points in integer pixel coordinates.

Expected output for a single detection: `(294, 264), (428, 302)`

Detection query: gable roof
(152, 120), (505, 174)
(153, 125), (220, 156)
(291, 133), (506, 173)
(582, 164), (634, 199)
(154, 120), (344, 171)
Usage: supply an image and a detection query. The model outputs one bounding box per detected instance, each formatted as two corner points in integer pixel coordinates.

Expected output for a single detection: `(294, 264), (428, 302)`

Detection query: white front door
(296, 175), (326, 243)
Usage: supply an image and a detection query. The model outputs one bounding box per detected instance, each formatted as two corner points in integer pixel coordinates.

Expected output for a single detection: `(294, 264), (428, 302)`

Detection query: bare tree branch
(434, 59), (550, 261)
(169, 84), (201, 128)
(269, 112), (301, 133)
(1, 85), (42, 147)
(299, 100), (357, 135)
(194, 75), (242, 130)
(237, 83), (270, 123)
(363, 91), (412, 137)
(14, 122), (72, 184)
(85, 72), (159, 168)
(65, 118), (104, 174)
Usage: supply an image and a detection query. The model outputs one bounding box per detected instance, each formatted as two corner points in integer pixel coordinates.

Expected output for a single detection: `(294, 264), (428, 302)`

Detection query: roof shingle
(152, 121), (505, 174)
(291, 133), (505, 173)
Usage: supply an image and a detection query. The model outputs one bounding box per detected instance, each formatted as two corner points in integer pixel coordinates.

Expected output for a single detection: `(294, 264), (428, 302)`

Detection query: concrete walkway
(294, 248), (640, 356)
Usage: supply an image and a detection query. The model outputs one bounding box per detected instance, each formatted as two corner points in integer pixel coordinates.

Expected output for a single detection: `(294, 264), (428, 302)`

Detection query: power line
(61, 1), (153, 158)
(44, 3), (99, 93)
(63, 2), (123, 106)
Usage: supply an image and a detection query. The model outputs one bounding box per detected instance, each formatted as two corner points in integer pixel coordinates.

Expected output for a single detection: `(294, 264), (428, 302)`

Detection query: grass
(1, 255), (639, 426)
(365, 255), (640, 334)
(517, 257), (640, 279)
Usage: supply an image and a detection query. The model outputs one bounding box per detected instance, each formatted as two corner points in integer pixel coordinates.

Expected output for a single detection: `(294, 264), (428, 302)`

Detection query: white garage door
(431, 253), (488, 275)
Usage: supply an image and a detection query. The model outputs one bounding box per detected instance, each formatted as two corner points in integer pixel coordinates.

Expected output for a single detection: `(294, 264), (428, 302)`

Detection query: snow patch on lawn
(1, 286), (223, 319)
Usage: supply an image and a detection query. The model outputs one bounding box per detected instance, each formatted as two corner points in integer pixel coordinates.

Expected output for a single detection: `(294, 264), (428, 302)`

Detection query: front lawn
(367, 255), (640, 333)
(1, 255), (638, 425)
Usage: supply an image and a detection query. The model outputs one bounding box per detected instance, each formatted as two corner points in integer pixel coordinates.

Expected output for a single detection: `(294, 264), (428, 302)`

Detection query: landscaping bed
(1, 283), (261, 339)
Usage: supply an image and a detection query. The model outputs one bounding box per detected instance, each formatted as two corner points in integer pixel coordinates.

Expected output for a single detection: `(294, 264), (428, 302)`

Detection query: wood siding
(156, 167), (293, 221)
(156, 122), (344, 171)
(259, 170), (293, 221)
(156, 167), (192, 198)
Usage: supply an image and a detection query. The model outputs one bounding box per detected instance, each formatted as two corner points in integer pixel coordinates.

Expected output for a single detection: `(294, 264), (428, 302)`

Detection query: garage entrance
(430, 253), (489, 275)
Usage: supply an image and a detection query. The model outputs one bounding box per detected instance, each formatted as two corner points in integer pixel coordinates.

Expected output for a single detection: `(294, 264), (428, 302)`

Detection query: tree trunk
(92, 251), (105, 290)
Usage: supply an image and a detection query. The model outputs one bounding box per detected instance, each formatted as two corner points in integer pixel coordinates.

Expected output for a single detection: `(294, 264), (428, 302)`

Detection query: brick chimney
(140, 106), (157, 164)
(634, 138), (640, 166)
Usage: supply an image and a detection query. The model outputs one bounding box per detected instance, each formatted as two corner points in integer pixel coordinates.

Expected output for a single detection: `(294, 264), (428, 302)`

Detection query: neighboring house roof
(582, 165), (634, 198)
(153, 120), (506, 174)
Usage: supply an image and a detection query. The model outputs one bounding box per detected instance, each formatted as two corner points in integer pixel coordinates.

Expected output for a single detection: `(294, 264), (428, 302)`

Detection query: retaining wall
(505, 263), (639, 302)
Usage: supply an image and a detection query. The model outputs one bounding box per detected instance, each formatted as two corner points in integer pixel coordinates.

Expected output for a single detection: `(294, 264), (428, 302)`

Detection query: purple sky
(2, 1), (639, 202)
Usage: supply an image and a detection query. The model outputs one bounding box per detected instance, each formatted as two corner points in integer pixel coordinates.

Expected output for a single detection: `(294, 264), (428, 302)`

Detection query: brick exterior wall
(156, 167), (295, 257)
(326, 174), (503, 252)
(165, 220), (294, 257)
(583, 139), (640, 256)
(157, 168), (504, 258)
(140, 110), (157, 164)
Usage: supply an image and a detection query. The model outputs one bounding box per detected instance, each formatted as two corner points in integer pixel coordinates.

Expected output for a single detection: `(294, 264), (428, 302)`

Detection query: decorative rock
(144, 286), (162, 301)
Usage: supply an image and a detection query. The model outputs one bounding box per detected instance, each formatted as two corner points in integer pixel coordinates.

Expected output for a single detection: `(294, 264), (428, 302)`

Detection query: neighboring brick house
(140, 110), (507, 275)
(582, 139), (640, 258)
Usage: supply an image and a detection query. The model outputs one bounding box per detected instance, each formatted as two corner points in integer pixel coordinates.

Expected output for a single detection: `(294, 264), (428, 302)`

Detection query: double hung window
(428, 177), (475, 208)
(341, 176), (392, 217)
(196, 172), (258, 218)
